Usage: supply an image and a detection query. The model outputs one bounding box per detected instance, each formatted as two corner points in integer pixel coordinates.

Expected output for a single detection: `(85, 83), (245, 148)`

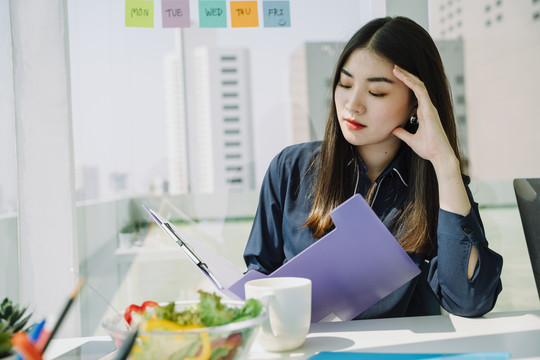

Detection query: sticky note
(230, 1), (259, 28)
(162, 0), (190, 27)
(199, 0), (227, 28)
(263, 1), (290, 27)
(126, 0), (154, 28)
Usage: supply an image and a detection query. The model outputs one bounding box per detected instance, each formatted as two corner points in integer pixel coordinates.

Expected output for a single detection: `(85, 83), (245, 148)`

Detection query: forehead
(342, 48), (393, 74)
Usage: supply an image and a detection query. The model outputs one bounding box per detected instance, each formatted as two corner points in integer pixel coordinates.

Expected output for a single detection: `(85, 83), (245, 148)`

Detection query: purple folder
(145, 194), (421, 322)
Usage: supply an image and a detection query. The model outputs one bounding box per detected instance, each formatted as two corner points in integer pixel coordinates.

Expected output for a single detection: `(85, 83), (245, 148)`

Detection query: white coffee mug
(244, 277), (312, 352)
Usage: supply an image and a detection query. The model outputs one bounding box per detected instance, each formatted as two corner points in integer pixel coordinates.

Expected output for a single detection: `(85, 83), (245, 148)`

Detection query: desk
(47, 310), (540, 360)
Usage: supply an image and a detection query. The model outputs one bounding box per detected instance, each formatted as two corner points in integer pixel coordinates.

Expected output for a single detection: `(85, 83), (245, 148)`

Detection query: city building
(435, 38), (469, 170)
(289, 42), (344, 143)
(165, 50), (190, 195)
(75, 165), (100, 201)
(191, 47), (255, 193)
(166, 29), (256, 194)
(429, 0), (540, 180)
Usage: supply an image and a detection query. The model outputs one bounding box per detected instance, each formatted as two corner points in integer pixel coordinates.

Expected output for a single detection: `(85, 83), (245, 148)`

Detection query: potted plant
(0, 298), (33, 359)
(118, 220), (150, 248)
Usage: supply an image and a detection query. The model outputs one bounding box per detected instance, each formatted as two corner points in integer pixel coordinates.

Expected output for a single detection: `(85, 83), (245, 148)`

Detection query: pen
(42, 278), (85, 352)
(114, 326), (139, 360)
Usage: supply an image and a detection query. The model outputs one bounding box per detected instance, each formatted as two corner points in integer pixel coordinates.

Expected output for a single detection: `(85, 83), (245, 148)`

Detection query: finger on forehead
(393, 67), (428, 99)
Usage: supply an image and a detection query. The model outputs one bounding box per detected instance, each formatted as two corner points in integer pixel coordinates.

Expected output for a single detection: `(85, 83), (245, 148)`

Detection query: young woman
(243, 17), (503, 318)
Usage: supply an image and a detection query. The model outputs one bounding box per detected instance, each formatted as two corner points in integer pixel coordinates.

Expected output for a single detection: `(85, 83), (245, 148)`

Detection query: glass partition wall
(0, 1), (19, 302)
(4, 0), (539, 338)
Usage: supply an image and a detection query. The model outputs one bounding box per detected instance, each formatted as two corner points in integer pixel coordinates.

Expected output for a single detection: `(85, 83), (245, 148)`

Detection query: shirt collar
(375, 149), (408, 187)
(347, 146), (409, 188)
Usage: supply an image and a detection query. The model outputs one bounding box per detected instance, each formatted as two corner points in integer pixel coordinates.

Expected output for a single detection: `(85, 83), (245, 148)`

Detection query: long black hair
(304, 17), (463, 254)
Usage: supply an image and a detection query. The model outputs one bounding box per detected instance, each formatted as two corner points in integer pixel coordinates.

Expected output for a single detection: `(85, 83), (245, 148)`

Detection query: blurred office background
(1, 0), (539, 337)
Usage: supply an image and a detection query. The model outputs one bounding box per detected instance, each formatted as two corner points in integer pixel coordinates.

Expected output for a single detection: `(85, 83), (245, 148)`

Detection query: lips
(345, 119), (366, 130)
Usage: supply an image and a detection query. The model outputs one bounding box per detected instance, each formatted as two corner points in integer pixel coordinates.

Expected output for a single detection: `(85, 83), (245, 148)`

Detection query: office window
(0, 1), (19, 300)
(221, 55), (237, 61)
(226, 166), (242, 171)
(227, 178), (243, 184)
(8, 0), (538, 343)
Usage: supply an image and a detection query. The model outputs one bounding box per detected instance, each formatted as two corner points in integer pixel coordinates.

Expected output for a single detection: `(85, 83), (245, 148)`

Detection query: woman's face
(335, 48), (414, 151)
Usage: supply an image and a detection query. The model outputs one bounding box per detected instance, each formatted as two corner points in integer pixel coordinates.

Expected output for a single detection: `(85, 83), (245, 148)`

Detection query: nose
(345, 91), (366, 116)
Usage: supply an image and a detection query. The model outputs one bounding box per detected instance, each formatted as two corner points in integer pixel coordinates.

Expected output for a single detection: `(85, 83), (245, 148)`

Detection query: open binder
(144, 194), (421, 322)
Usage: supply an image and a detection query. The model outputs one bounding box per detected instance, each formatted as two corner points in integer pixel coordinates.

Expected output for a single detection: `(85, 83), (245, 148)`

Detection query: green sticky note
(126, 0), (154, 28)
(199, 0), (227, 28)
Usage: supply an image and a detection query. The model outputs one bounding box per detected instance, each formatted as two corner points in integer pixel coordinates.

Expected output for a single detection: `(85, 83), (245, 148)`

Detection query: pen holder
(11, 330), (49, 360)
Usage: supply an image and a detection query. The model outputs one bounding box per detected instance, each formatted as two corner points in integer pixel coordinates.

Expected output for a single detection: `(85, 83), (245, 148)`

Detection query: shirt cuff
(437, 208), (483, 246)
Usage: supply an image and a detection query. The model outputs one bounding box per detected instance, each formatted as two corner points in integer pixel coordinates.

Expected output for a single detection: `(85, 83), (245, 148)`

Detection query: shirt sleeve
(427, 181), (503, 317)
(243, 152), (287, 275)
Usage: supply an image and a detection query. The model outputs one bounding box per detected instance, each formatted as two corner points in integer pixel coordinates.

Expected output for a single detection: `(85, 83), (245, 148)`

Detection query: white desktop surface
(47, 310), (540, 360)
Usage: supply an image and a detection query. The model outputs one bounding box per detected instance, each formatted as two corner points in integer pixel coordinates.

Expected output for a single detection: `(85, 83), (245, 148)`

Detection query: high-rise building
(435, 38), (469, 170)
(290, 42), (344, 143)
(191, 47), (255, 193)
(75, 165), (100, 201)
(165, 49), (189, 195)
(165, 29), (255, 194)
(429, 0), (540, 180)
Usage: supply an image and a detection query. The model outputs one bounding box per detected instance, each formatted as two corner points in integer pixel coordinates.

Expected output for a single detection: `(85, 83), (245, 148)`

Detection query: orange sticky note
(230, 1), (259, 27)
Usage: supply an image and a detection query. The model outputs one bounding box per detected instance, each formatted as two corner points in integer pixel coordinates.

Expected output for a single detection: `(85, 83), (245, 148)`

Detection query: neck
(357, 142), (401, 183)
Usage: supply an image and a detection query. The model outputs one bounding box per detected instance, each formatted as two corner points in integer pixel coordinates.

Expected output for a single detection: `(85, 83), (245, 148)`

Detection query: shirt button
(463, 226), (473, 234)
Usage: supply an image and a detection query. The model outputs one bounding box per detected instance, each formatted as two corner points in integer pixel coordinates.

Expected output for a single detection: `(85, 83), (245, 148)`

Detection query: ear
(408, 99), (418, 117)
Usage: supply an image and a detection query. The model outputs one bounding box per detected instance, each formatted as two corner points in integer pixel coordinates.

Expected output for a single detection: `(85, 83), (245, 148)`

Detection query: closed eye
(338, 82), (352, 89)
(369, 91), (386, 97)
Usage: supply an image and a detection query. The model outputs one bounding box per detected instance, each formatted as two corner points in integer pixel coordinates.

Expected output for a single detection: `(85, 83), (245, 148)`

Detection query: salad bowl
(102, 298), (266, 360)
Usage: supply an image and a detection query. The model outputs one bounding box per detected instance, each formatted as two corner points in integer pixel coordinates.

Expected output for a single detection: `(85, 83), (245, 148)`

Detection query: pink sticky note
(162, 0), (190, 28)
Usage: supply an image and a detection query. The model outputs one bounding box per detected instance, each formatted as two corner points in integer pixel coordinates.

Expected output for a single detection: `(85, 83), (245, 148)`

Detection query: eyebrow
(341, 68), (395, 84)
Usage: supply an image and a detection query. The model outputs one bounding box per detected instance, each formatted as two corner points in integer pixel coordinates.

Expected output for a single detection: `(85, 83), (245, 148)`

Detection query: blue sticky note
(308, 353), (511, 360)
(263, 0), (290, 27)
(199, 0), (227, 28)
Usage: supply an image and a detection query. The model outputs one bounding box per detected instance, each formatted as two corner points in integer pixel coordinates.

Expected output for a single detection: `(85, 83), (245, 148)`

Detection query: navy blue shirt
(244, 141), (503, 319)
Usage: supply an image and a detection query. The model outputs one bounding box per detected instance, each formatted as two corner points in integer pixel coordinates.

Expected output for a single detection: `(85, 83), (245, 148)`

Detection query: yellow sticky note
(230, 1), (259, 28)
(126, 0), (154, 28)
